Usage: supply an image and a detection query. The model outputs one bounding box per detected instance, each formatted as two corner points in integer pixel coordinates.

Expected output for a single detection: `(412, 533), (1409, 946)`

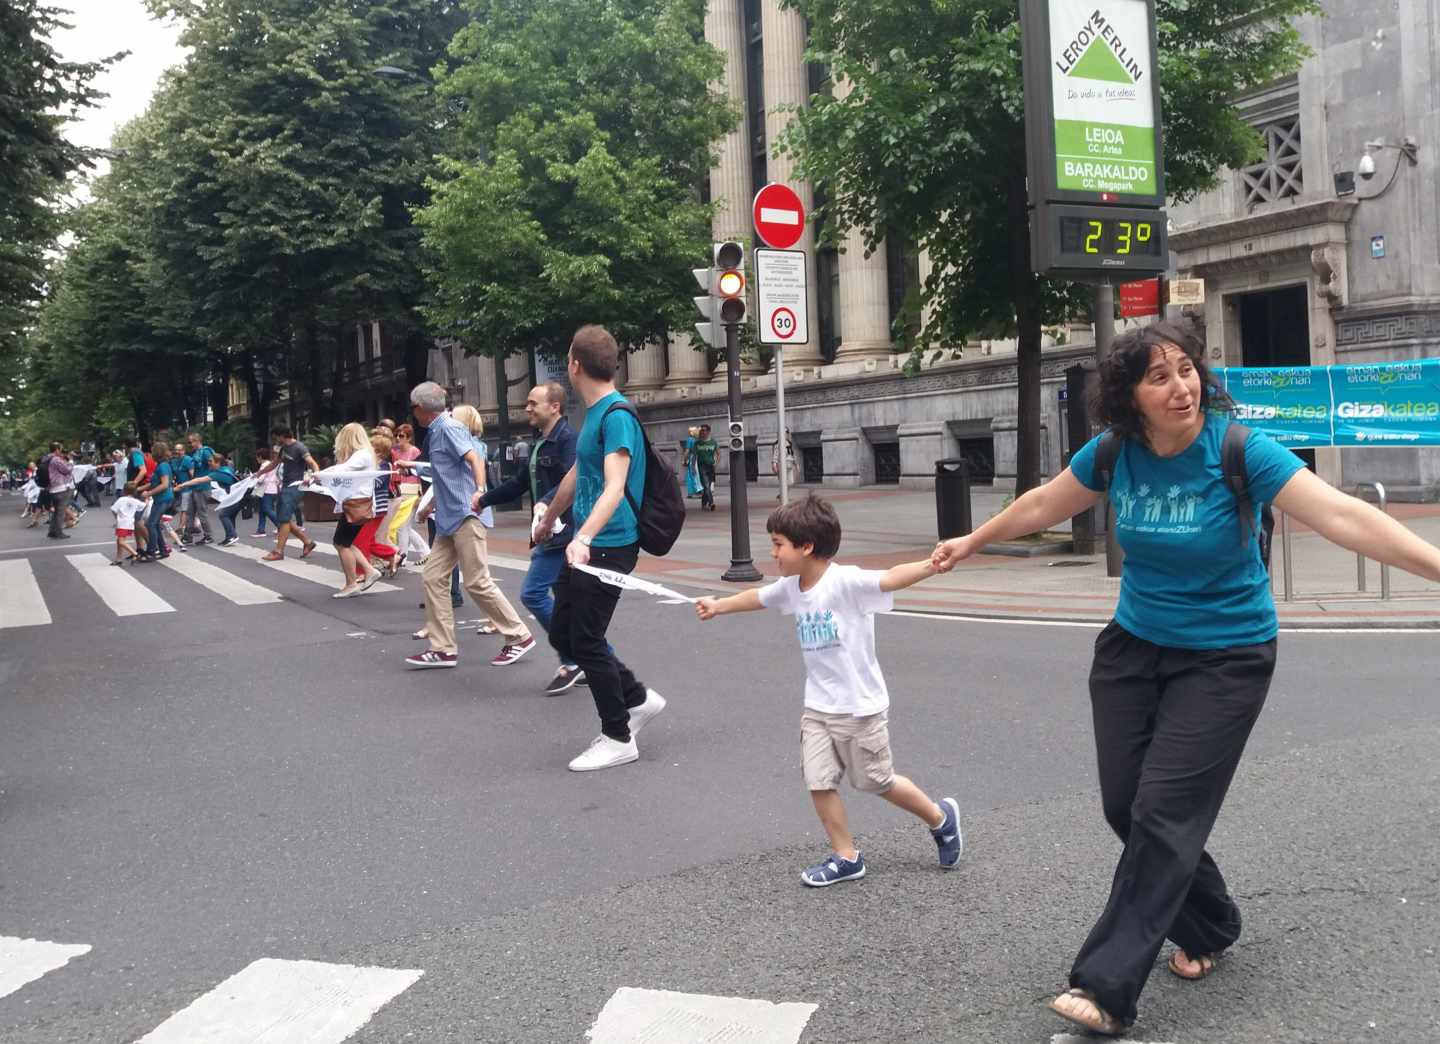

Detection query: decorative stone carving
(1310, 246), (1341, 303)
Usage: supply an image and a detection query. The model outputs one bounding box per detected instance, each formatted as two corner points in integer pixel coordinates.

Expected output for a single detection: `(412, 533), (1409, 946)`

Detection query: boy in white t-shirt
(697, 494), (961, 887)
(111, 483), (147, 565)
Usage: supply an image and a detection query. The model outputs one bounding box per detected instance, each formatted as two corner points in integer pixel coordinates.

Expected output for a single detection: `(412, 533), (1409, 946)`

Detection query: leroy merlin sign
(1050, 2), (1156, 195)
(1022, 0), (1166, 210)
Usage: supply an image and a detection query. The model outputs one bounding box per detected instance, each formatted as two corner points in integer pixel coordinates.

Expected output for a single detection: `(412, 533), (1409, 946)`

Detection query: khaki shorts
(800, 709), (895, 794)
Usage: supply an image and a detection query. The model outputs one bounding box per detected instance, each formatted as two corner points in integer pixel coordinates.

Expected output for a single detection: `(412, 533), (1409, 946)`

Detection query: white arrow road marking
(134, 958), (422, 1044)
(587, 987), (817, 1044)
(0, 936), (91, 1000)
(68, 553), (174, 616)
(0, 559), (52, 628)
(759, 207), (801, 225)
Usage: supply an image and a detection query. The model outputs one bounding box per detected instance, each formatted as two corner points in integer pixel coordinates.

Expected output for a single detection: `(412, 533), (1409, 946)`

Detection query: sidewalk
(483, 483), (1440, 629)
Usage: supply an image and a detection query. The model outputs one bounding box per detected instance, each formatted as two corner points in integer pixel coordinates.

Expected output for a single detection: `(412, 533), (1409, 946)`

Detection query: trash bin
(935, 459), (972, 540)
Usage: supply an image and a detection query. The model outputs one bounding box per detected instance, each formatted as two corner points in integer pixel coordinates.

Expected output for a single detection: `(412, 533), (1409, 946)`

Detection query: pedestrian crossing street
(1, 933), (821, 1043)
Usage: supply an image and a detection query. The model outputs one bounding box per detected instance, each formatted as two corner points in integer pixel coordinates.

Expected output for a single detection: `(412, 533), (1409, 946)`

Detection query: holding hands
(930, 535), (975, 573)
(695, 597), (720, 621)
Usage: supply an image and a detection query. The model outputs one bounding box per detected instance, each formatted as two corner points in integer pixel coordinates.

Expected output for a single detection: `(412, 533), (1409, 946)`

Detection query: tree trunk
(208, 351), (231, 429)
(302, 319), (329, 424)
(1006, 157), (1044, 496)
(493, 352), (511, 441)
(242, 348), (272, 445)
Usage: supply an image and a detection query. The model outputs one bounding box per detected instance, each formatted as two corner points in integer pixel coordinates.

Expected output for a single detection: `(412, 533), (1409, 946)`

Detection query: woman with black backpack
(932, 320), (1440, 1037)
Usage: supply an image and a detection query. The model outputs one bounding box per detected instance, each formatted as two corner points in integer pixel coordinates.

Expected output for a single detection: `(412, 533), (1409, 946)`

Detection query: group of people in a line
(20, 318), (1440, 1039)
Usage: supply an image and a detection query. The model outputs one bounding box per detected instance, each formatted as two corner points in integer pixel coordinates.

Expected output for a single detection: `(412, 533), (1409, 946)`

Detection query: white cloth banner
(215, 475), (256, 510)
(572, 563), (695, 604)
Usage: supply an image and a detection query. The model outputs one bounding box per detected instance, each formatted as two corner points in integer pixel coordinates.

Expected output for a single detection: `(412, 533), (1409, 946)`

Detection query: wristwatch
(576, 533), (593, 547)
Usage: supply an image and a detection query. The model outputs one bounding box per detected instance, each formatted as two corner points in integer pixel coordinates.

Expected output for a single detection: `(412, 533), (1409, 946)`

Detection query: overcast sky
(51, 0), (188, 156)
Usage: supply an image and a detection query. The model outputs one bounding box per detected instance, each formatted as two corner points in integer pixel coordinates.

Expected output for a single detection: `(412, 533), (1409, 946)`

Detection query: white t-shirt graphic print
(758, 563), (894, 716)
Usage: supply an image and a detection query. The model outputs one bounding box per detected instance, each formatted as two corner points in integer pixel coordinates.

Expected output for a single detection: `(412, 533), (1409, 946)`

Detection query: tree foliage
(416, 0), (736, 362)
(779, 0), (1316, 492)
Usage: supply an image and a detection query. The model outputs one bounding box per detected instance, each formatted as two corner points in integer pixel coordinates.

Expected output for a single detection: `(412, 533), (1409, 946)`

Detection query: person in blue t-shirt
(183, 431), (216, 543)
(168, 441), (195, 542)
(138, 442), (176, 560)
(174, 452), (240, 543)
(537, 324), (665, 773)
(932, 320), (1440, 1038)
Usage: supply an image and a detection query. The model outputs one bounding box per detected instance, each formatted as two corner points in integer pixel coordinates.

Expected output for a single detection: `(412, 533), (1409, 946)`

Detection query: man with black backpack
(537, 325), (670, 772)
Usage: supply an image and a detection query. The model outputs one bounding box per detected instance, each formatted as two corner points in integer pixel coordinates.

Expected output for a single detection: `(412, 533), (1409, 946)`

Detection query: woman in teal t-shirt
(932, 321), (1440, 1038)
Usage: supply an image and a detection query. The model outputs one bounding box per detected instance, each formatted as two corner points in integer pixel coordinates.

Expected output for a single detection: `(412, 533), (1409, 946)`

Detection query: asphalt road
(1, 506), (1437, 1042)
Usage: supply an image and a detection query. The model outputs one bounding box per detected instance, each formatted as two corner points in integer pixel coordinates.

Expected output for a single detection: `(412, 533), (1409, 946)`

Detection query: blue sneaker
(932, 797), (963, 868)
(801, 851), (866, 887)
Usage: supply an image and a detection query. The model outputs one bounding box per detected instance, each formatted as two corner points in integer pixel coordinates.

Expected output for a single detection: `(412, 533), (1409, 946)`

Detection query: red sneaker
(490, 636), (536, 666)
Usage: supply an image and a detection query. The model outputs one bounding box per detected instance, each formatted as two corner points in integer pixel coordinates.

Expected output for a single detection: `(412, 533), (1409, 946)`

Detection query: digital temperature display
(1032, 203), (1168, 276)
(1058, 216), (1163, 258)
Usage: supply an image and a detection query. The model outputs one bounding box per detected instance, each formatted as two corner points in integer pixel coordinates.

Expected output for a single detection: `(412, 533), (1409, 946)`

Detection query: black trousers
(1070, 621), (1276, 1025)
(549, 543), (648, 742)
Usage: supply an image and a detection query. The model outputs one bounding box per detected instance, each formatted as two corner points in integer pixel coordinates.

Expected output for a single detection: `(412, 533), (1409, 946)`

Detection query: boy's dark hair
(569, 324), (620, 381)
(698, 424), (710, 433)
(766, 493), (842, 559)
(271, 426), (293, 439)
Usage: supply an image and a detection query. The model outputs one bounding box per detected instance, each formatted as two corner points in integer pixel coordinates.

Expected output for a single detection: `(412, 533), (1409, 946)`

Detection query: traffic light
(692, 241), (747, 348)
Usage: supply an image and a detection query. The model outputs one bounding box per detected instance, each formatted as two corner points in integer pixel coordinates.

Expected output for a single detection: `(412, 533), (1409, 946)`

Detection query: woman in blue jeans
(250, 448), (283, 535)
(139, 444), (174, 560)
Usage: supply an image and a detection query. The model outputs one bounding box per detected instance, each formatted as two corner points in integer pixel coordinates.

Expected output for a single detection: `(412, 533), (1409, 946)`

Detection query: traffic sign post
(754, 247), (809, 506)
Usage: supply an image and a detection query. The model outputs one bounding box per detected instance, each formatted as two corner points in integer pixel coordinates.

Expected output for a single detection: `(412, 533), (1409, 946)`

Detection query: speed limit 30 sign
(754, 248), (809, 346)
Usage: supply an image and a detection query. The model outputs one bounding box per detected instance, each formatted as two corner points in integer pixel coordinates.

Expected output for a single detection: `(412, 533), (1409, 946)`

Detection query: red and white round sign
(770, 306), (798, 340)
(752, 183), (806, 250)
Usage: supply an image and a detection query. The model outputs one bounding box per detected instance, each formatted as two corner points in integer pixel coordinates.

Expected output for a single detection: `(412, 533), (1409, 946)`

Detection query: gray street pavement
(1, 501), (1437, 1042)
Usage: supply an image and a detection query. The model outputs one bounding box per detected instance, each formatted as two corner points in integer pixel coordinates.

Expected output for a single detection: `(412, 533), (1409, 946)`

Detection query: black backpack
(598, 400), (686, 556)
(1093, 421), (1274, 571)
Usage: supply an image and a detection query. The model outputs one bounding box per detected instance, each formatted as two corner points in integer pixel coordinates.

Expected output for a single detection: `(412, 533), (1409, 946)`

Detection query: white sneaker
(627, 689), (666, 739)
(568, 734), (639, 772)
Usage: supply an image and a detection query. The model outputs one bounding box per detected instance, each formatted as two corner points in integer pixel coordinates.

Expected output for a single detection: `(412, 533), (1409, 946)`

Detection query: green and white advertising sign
(1048, 0), (1157, 197)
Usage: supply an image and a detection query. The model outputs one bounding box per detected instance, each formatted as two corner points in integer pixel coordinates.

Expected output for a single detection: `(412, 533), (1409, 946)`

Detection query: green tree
(134, 0), (466, 437)
(0, 2), (118, 353)
(779, 0), (1315, 494)
(416, 0), (736, 368)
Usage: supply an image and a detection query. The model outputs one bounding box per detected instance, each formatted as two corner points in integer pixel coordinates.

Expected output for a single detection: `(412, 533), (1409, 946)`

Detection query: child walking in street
(111, 483), (147, 564)
(696, 494), (962, 886)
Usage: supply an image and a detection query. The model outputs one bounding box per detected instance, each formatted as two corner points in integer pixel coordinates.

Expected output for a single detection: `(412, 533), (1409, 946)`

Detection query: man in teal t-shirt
(183, 431), (216, 543)
(538, 325), (664, 773)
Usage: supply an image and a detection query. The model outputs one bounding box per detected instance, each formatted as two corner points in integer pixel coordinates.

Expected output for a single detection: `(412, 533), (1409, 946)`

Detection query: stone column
(665, 332), (713, 389)
(472, 353), (499, 414)
(760, 0), (823, 368)
(504, 353), (529, 413)
(625, 340), (668, 393)
(832, 77), (892, 364)
(706, 0), (752, 242)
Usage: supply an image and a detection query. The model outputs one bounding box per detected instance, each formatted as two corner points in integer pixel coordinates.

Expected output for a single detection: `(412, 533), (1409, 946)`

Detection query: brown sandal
(261, 550), (284, 561)
(1049, 988), (1130, 1037)
(1168, 948), (1220, 980)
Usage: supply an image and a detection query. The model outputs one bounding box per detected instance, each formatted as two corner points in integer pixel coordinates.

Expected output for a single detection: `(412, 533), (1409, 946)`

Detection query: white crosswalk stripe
(0, 559), (52, 629)
(210, 540), (400, 593)
(67, 553), (174, 616)
(0, 935), (91, 1001)
(134, 958), (422, 1044)
(587, 987), (818, 1044)
(156, 550), (283, 605)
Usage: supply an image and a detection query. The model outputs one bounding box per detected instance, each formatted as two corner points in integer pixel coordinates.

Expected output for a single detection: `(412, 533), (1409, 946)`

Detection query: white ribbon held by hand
(572, 563), (695, 604)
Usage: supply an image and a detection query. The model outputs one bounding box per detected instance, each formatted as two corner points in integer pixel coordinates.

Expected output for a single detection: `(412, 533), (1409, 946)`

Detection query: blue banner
(1215, 359), (1440, 447)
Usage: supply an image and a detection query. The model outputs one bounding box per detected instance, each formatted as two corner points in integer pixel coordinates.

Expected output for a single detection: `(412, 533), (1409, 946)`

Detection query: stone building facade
(422, 0), (1440, 497)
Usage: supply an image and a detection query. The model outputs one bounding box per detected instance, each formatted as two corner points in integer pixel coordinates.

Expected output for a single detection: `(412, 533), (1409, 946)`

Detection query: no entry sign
(755, 248), (809, 346)
(753, 183), (806, 250)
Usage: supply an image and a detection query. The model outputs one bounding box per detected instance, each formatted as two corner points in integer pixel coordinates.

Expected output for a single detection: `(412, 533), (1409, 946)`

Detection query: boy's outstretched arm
(695, 587), (765, 620)
(879, 559), (938, 593)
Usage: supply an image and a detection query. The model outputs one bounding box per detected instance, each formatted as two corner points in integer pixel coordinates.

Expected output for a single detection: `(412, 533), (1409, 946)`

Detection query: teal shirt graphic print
(1070, 412), (1304, 649)
(796, 610), (841, 650)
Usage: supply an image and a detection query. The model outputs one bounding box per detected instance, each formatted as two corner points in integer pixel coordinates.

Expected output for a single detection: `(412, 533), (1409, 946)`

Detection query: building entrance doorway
(1238, 285), (1309, 368)
(1236, 284), (1314, 468)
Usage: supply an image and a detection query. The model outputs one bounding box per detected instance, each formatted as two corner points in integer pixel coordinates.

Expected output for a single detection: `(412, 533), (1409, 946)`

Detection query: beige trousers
(423, 517), (529, 653)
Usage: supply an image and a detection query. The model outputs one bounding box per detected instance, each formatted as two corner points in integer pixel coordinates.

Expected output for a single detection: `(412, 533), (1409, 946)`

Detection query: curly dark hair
(1088, 319), (1233, 442)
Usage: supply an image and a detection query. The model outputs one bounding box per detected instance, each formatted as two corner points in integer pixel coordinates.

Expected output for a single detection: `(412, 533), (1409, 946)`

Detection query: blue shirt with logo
(575, 392), (645, 548)
(147, 461), (174, 509)
(192, 445), (214, 474)
(1069, 412), (1305, 649)
(170, 454), (194, 490)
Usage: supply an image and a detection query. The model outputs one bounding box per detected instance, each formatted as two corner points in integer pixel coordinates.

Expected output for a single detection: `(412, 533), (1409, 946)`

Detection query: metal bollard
(1353, 482), (1391, 600)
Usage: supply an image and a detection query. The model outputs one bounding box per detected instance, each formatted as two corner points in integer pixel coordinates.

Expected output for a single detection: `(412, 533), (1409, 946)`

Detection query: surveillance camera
(1357, 152), (1376, 180)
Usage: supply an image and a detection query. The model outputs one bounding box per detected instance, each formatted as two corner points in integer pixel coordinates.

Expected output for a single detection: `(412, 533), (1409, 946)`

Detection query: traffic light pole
(721, 320), (762, 583)
(1095, 281), (1124, 578)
